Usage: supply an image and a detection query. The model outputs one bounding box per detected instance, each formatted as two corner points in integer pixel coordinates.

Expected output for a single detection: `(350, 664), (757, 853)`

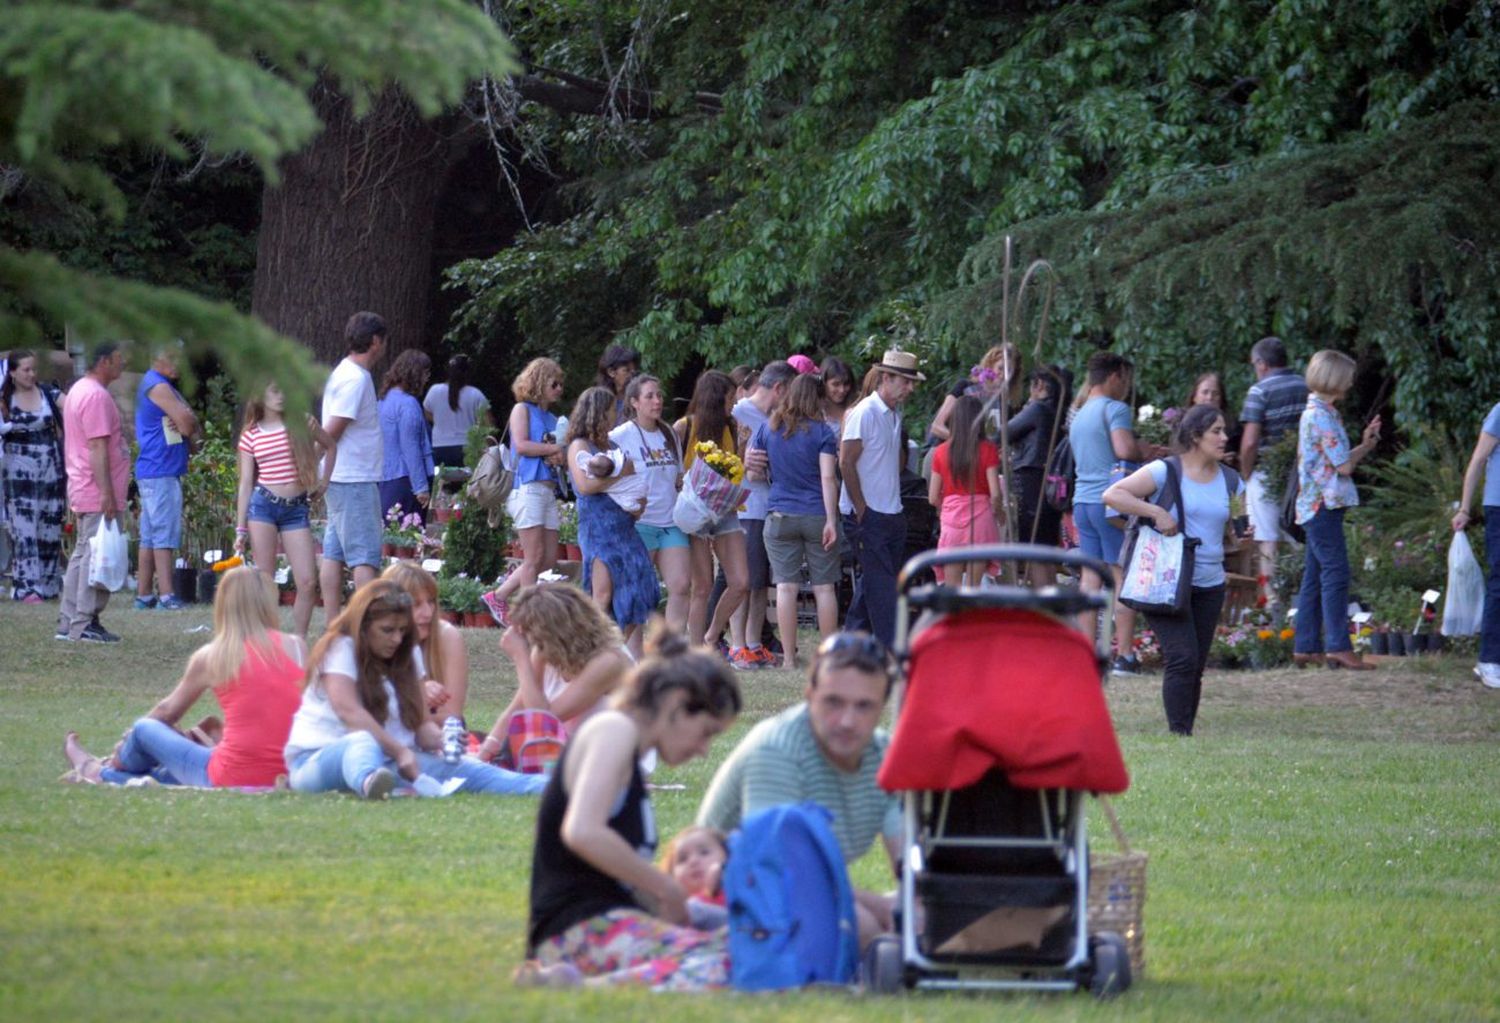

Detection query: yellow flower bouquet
(673, 440), (751, 536)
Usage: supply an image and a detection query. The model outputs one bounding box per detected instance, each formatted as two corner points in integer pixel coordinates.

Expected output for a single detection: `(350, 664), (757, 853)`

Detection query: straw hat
(876, 349), (926, 381)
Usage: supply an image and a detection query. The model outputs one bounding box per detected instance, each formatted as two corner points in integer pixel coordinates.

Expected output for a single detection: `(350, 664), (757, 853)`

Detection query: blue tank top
(514, 402), (559, 486)
(134, 368), (189, 478)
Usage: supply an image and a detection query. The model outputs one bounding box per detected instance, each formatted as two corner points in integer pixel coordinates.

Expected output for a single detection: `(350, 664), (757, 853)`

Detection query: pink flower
(1162, 406), (1182, 424)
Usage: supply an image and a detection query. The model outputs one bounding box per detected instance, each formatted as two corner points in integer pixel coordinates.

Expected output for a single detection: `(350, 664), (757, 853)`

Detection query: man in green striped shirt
(698, 633), (900, 943)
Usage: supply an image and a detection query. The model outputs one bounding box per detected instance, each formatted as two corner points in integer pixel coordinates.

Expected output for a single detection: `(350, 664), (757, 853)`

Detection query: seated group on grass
(60, 565), (905, 993)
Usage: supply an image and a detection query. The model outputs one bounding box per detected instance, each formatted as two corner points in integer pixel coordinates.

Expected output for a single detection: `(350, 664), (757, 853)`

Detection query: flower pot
(440, 610), (463, 626)
(1369, 632), (1389, 655)
(280, 589), (296, 607)
(565, 543), (582, 561)
(382, 542), (396, 557)
(394, 545), (416, 560)
(197, 568), (219, 606)
(463, 611), (493, 629)
(506, 541), (524, 559)
(1388, 632), (1407, 656)
(172, 566), (198, 605)
(555, 542), (569, 562)
(1407, 632), (1429, 655)
(1428, 633), (1446, 654)
(434, 507), (453, 525)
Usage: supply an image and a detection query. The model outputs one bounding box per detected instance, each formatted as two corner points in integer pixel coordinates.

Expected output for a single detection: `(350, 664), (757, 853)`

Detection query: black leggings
(1145, 585), (1225, 736)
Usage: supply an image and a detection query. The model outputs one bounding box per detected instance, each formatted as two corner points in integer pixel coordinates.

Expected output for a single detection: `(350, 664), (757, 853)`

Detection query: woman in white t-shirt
(477, 583), (633, 762)
(234, 383), (337, 638)
(423, 354), (493, 468)
(609, 374), (690, 637)
(284, 580), (544, 798)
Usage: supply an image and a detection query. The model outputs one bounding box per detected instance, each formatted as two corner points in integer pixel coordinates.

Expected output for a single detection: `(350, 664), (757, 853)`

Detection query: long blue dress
(577, 483), (659, 629)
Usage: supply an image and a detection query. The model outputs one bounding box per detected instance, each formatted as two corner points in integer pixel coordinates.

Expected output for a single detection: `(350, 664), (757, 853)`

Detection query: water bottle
(441, 716), (464, 765)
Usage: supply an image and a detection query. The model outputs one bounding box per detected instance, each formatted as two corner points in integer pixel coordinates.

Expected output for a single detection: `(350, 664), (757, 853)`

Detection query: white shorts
(1246, 470), (1289, 543)
(506, 481), (561, 531)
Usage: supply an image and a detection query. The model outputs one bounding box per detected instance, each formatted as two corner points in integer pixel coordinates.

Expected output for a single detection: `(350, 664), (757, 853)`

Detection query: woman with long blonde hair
(285, 579), (544, 798)
(234, 382), (337, 637)
(61, 567), (307, 787)
(477, 583), (634, 762)
(383, 561), (470, 721)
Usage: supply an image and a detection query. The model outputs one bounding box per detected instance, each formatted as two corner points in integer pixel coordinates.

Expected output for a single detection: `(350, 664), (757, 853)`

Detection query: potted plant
(437, 573), (479, 626)
(558, 501), (580, 561)
(382, 504), (423, 559)
(440, 503), (510, 583)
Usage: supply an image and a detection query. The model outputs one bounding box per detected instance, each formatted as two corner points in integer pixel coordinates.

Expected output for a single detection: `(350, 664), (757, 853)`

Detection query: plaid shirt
(1240, 367), (1308, 448)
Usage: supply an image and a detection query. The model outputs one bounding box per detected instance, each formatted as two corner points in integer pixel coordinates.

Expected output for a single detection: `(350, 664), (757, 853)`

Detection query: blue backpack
(723, 802), (859, 991)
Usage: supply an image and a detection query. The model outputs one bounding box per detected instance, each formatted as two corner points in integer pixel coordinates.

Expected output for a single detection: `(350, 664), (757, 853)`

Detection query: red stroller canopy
(879, 607), (1129, 794)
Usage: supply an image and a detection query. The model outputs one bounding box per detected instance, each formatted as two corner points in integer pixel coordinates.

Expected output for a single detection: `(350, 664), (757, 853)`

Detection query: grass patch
(2, 601), (1498, 1020)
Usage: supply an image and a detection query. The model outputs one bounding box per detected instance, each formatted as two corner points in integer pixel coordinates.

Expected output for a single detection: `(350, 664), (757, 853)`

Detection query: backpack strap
(1219, 463), (1241, 504)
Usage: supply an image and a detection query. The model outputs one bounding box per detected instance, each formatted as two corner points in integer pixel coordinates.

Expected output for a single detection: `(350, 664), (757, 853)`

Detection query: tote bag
(1118, 458), (1196, 616)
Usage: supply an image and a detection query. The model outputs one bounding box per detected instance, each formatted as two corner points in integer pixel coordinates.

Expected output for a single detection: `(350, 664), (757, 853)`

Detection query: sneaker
(716, 638), (732, 660)
(746, 645), (779, 669)
(1110, 655), (1142, 677)
(480, 586), (510, 627)
(1475, 663), (1500, 690)
(362, 767), (399, 800)
(729, 647), (757, 671)
(157, 595), (185, 611)
(132, 595), (157, 610)
(54, 628), (74, 642)
(79, 618), (121, 644)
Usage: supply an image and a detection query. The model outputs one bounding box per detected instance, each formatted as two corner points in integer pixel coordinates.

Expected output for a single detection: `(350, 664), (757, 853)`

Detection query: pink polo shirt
(62, 376), (130, 513)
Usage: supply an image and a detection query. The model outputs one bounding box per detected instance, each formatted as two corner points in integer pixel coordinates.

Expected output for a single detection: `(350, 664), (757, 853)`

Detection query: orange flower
(1279, 628), (1295, 641)
(1256, 629), (1274, 640)
(212, 554), (244, 573)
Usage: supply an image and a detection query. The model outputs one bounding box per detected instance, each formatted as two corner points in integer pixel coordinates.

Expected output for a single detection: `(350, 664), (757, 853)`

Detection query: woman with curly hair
(378, 348), (434, 522)
(567, 387), (660, 646)
(480, 357), (567, 626)
(673, 371), (749, 651)
(478, 583), (635, 762)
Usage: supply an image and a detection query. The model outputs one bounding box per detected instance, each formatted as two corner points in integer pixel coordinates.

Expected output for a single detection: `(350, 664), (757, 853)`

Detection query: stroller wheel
(1085, 931), (1132, 998)
(862, 935), (905, 994)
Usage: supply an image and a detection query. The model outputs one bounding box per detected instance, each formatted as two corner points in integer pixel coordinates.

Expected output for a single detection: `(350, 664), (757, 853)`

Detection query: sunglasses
(817, 631), (892, 667)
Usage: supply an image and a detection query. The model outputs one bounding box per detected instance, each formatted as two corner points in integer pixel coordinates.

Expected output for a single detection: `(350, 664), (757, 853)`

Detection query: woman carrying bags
(1104, 404), (1243, 736)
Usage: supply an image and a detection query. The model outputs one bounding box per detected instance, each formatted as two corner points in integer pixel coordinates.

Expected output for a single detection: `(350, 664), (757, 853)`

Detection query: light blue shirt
(1069, 397), (1133, 504)
(1145, 459), (1244, 587)
(1483, 403), (1500, 507)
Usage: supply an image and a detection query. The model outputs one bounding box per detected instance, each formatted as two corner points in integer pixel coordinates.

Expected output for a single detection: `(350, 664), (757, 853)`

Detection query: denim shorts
(248, 487), (311, 532)
(323, 481), (382, 568)
(700, 509), (744, 539)
(635, 522), (690, 551)
(137, 476), (183, 549)
(1072, 501), (1125, 565)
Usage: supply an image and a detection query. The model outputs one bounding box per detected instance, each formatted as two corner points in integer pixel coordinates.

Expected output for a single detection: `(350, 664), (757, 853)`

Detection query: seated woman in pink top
(61, 567), (304, 787)
(478, 584), (633, 762)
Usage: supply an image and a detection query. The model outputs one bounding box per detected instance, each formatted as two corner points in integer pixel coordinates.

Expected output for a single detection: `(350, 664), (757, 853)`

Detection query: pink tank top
(206, 635), (305, 787)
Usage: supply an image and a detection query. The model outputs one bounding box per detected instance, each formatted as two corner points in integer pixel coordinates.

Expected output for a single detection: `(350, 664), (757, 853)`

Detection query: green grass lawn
(2, 600), (1498, 1021)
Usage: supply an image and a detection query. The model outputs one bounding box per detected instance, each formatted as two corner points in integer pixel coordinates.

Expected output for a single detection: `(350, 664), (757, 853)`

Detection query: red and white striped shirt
(239, 423), (300, 488)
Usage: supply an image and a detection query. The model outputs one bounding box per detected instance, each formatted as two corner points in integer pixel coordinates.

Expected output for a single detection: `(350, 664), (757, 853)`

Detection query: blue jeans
(1483, 508), (1500, 664)
(287, 732), (545, 796)
(248, 487), (311, 531)
(1294, 506), (1352, 655)
(101, 717), (212, 786)
(137, 476), (183, 549)
(843, 508), (907, 648)
(323, 481), (383, 568)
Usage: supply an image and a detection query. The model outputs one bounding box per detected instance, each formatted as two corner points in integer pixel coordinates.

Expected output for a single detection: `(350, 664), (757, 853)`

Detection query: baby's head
(661, 825), (728, 896)
(586, 451), (616, 476)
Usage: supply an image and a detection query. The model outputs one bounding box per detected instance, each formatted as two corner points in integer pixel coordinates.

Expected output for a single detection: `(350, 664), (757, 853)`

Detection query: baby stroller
(868, 544), (1133, 998)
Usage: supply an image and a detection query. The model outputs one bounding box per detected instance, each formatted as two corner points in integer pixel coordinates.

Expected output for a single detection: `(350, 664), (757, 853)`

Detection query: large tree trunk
(252, 88), (462, 366)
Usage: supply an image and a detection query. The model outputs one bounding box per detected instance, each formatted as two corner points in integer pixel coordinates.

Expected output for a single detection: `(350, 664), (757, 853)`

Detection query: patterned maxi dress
(576, 445), (659, 628)
(1, 394), (65, 599)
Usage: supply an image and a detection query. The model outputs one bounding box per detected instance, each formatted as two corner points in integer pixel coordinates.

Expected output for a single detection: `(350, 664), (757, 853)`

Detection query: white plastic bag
(87, 517), (129, 592)
(1442, 530), (1485, 636)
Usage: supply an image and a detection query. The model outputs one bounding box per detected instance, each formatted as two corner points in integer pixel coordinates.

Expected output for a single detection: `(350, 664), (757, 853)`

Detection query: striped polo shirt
(697, 703), (900, 864)
(1239, 367), (1308, 448)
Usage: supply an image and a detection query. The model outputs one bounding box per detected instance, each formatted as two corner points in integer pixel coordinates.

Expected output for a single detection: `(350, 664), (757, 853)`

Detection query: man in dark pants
(839, 350), (924, 648)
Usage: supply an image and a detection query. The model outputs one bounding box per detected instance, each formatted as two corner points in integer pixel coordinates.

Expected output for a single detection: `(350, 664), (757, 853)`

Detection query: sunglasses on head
(817, 631), (892, 669)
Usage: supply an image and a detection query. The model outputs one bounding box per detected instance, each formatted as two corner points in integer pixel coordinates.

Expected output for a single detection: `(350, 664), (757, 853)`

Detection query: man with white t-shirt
(319, 311), (387, 619)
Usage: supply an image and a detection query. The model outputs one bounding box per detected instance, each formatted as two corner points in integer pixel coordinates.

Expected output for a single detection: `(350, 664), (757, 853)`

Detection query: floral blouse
(1295, 395), (1358, 524)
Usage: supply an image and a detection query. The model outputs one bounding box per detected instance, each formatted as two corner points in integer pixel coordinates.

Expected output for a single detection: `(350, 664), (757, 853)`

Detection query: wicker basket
(1088, 797), (1147, 978)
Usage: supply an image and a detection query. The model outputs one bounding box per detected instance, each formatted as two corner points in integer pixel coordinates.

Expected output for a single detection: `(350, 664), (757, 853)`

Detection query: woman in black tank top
(520, 626), (741, 991)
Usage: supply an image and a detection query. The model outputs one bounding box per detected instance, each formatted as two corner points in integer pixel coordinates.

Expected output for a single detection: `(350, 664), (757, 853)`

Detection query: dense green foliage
(0, 0), (515, 408)
(449, 0), (1500, 430)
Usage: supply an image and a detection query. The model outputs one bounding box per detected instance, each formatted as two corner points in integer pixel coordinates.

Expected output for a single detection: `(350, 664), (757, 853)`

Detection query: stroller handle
(898, 544), (1117, 594)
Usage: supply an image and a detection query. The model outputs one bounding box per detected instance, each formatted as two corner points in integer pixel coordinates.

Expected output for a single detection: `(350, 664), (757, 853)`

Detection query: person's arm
(1111, 427), (1152, 462)
(398, 400), (429, 504)
(1004, 401), (1042, 443)
(308, 415), (336, 498)
(147, 381), (198, 440)
(510, 403), (558, 458)
(840, 437), (867, 520)
(548, 648), (630, 723)
(144, 648), (214, 726)
(1334, 416), (1380, 476)
(561, 715), (688, 924)
(926, 462), (943, 509)
(233, 448), (256, 555)
(745, 425), (769, 481)
(88, 435), (117, 521)
(432, 620), (469, 718)
(1103, 464), (1178, 535)
(928, 394), (958, 441)
(819, 451), (840, 550)
(322, 671), (420, 780)
(1238, 421), (1263, 477)
(986, 463), (1005, 524)
(1454, 432), (1500, 531)
(324, 415), (353, 444)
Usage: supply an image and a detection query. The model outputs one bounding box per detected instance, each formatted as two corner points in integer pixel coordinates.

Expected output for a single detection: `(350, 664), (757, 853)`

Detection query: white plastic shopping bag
(87, 517), (130, 592)
(1442, 530), (1484, 636)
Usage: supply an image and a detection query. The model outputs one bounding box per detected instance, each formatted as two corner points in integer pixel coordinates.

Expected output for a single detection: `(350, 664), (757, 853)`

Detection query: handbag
(465, 423), (514, 528)
(1277, 457), (1305, 544)
(1118, 457), (1197, 615)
